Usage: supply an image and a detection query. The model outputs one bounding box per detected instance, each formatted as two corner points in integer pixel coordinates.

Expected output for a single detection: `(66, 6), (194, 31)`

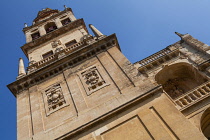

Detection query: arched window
(155, 62), (207, 99)
(201, 108), (210, 139)
(45, 22), (57, 33)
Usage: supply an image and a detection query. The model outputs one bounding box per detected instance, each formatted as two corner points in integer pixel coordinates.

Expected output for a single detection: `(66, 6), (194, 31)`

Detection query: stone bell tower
(7, 6), (144, 140)
(8, 5), (210, 140)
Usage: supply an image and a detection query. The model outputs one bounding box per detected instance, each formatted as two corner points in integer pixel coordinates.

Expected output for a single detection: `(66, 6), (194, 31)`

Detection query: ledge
(136, 48), (180, 73)
(7, 34), (120, 97)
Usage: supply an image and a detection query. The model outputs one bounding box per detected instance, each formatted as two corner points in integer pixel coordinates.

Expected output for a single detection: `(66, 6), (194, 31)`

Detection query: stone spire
(89, 24), (103, 37)
(17, 58), (26, 79)
(175, 32), (184, 39)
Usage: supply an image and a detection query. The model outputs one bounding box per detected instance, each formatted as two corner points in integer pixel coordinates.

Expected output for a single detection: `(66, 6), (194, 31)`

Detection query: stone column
(39, 26), (47, 36)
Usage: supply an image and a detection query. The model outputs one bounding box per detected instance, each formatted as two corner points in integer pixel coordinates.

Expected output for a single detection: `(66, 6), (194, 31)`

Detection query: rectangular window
(31, 32), (40, 40)
(42, 51), (53, 59)
(65, 40), (77, 47)
(46, 26), (57, 33)
(61, 18), (71, 26)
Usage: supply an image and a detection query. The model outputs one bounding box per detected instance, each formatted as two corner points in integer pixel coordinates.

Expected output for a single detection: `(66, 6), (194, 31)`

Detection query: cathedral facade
(7, 6), (210, 140)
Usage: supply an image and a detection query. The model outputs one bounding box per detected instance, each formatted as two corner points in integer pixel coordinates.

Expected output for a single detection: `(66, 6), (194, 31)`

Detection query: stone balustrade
(27, 41), (87, 72)
(37, 55), (56, 67)
(139, 48), (171, 67)
(174, 81), (210, 110)
(64, 41), (85, 52)
(136, 48), (179, 73)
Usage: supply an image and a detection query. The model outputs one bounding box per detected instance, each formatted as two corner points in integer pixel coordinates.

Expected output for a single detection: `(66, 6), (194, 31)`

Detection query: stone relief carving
(51, 40), (61, 48)
(45, 84), (66, 111)
(81, 66), (106, 93)
(81, 34), (96, 44)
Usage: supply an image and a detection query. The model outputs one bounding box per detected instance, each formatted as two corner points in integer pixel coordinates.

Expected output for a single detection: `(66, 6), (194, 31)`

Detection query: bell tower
(8, 6), (142, 140)
(22, 7), (87, 69)
(7, 5), (210, 140)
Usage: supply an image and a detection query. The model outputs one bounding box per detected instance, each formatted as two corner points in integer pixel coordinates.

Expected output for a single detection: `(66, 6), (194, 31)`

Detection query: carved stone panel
(42, 83), (67, 115)
(80, 66), (108, 95)
(51, 40), (61, 48)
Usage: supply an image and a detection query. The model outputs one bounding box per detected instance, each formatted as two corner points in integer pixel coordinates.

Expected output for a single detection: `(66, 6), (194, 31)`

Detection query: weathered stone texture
(7, 8), (210, 140)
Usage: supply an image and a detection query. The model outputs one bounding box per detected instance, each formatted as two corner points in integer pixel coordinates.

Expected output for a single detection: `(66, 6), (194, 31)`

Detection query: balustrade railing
(64, 41), (85, 53)
(27, 40), (87, 72)
(174, 81), (210, 110)
(37, 55), (56, 66)
(135, 48), (179, 73)
(137, 48), (172, 67)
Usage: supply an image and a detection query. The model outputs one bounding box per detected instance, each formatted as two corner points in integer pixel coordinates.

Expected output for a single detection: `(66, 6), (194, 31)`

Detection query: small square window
(42, 51), (53, 59)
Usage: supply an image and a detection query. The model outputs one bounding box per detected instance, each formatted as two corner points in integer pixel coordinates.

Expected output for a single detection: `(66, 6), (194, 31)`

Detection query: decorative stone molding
(51, 40), (61, 48)
(135, 47), (179, 73)
(21, 19), (88, 57)
(42, 83), (67, 115)
(8, 34), (118, 96)
(23, 8), (73, 32)
(82, 67), (103, 91)
(174, 81), (210, 111)
(182, 34), (210, 53)
(80, 66), (109, 95)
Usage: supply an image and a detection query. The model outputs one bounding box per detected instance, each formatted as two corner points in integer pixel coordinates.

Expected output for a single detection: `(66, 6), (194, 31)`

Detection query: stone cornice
(21, 19), (88, 58)
(133, 41), (181, 65)
(33, 8), (60, 23)
(182, 34), (210, 53)
(134, 42), (181, 74)
(23, 8), (73, 33)
(198, 59), (210, 71)
(7, 34), (120, 97)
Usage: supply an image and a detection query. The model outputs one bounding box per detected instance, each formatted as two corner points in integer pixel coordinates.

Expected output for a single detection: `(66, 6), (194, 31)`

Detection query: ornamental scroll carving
(44, 84), (66, 114)
(81, 66), (106, 93)
(51, 40), (61, 48)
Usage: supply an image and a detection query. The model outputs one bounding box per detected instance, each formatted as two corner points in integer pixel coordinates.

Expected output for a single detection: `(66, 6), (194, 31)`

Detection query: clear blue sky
(1, 0), (210, 139)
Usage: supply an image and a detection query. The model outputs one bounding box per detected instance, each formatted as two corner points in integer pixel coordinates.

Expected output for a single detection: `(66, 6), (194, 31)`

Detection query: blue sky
(1, 0), (210, 139)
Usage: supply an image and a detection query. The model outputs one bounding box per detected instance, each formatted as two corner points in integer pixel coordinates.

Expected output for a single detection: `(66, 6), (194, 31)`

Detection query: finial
(24, 23), (28, 27)
(17, 58), (26, 79)
(64, 5), (67, 9)
(89, 24), (103, 37)
(175, 32), (184, 38)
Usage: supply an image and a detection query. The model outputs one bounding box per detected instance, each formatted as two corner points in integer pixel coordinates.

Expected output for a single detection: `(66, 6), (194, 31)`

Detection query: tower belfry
(7, 6), (210, 140)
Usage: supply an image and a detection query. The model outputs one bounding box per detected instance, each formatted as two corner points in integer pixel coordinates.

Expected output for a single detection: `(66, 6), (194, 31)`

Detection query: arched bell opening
(155, 62), (208, 99)
(45, 22), (57, 33)
(201, 107), (210, 139)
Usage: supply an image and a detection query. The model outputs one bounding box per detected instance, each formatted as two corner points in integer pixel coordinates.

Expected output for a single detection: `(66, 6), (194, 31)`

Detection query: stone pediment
(34, 8), (60, 23)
